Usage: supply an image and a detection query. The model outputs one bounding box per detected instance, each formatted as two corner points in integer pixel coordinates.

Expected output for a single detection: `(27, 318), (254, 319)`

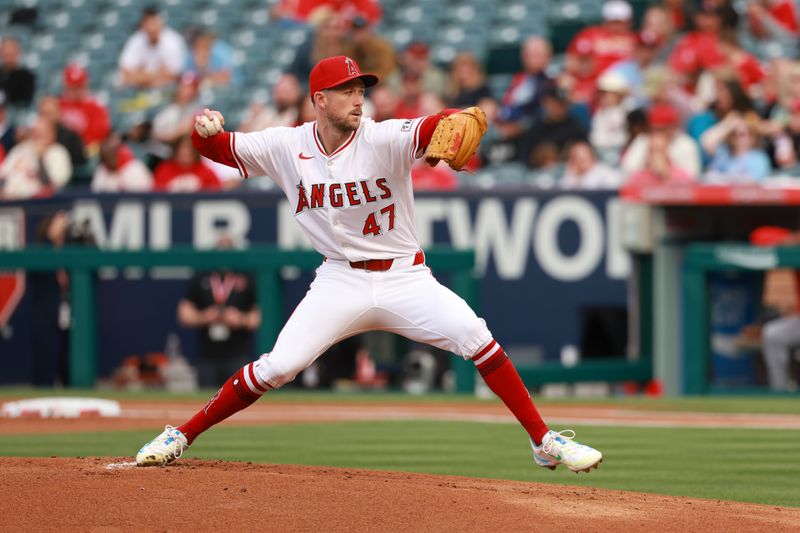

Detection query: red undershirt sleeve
(191, 130), (239, 170)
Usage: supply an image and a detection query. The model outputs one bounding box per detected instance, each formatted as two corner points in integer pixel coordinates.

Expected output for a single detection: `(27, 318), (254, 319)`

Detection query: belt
(348, 250), (425, 272)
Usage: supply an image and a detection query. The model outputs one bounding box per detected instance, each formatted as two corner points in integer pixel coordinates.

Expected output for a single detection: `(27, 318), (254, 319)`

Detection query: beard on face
(326, 108), (360, 133)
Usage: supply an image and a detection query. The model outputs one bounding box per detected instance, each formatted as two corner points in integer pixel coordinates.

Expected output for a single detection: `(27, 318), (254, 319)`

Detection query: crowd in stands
(1, 0), (800, 198)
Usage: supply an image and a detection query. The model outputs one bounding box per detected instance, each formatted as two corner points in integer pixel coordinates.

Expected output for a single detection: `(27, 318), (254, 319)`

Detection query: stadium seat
(548, 19), (584, 54)
(486, 44), (522, 75)
(488, 73), (514, 99)
(470, 161), (530, 187)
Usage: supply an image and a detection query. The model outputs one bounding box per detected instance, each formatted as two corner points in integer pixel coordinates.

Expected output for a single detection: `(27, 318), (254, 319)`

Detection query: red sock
(473, 340), (549, 446)
(178, 361), (270, 444)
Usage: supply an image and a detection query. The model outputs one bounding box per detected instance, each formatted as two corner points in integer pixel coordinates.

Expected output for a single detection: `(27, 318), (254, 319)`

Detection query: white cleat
(136, 425), (189, 467)
(531, 430), (603, 473)
(531, 437), (560, 470)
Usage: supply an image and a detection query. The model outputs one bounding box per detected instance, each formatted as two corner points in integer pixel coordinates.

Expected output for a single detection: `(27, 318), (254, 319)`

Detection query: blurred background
(1, 0), (800, 397)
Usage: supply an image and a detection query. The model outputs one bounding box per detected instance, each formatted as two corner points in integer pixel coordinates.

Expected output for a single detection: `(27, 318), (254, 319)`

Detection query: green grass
(1, 421), (799, 508)
(1, 387), (799, 414)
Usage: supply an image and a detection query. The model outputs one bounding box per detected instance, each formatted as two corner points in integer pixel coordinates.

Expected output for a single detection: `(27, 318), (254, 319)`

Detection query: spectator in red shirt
(153, 135), (221, 192)
(272, 0), (382, 26)
(748, 0), (798, 38)
(668, 5), (725, 89)
(59, 64), (111, 157)
(716, 31), (767, 94)
(565, 1), (637, 88)
(393, 71), (425, 119)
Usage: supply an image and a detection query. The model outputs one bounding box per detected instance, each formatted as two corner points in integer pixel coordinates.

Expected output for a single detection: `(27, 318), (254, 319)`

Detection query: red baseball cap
(64, 64), (89, 87)
(309, 56), (378, 95)
(405, 42), (429, 58)
(648, 104), (679, 128)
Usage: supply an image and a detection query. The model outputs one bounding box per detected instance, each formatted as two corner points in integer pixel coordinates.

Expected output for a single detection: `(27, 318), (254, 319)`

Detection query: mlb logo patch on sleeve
(401, 120), (413, 132)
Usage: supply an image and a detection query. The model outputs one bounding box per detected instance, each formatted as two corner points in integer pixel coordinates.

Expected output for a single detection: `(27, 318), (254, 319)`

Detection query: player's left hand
(424, 106), (488, 171)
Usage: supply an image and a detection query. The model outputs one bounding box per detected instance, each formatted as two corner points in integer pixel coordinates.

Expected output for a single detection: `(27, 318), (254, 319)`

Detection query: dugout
(620, 183), (800, 395)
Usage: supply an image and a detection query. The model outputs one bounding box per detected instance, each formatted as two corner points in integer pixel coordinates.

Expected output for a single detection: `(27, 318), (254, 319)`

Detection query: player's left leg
(377, 264), (602, 473)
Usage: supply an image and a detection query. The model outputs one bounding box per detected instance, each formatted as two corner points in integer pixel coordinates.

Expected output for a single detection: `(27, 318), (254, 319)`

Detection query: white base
(1, 397), (122, 418)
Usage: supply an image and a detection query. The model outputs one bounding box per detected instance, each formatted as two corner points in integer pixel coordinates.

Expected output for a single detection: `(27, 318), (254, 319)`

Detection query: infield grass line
(1, 421), (798, 508)
(0, 387), (799, 414)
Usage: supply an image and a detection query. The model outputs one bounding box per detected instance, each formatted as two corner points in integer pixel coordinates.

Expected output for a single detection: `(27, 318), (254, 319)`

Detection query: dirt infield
(1, 457), (798, 533)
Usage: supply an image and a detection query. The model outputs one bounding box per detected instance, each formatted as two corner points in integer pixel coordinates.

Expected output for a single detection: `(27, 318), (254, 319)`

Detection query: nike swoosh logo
(298, 153), (314, 160)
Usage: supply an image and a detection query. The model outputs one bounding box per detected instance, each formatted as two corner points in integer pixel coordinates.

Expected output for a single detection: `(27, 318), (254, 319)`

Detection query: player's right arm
(191, 108), (285, 181)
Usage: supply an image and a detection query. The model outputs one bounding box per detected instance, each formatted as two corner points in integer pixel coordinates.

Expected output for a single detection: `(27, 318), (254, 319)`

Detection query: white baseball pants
(252, 256), (492, 389)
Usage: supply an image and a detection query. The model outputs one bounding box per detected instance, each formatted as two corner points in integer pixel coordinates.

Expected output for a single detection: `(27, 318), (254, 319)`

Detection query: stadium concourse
(1, 0), (800, 193)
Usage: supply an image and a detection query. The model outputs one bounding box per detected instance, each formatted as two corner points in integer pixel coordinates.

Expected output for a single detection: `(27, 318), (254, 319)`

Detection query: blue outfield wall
(0, 189), (627, 383)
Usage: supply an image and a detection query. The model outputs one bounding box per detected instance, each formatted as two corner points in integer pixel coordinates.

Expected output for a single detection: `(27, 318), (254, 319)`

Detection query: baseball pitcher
(136, 56), (603, 473)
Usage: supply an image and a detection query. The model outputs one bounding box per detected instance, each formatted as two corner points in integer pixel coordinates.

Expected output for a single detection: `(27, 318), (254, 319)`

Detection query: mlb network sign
(60, 190), (628, 283)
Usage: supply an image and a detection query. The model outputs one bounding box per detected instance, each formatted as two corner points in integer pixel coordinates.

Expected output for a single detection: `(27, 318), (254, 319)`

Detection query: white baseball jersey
(230, 117), (425, 261)
(215, 116), (493, 391)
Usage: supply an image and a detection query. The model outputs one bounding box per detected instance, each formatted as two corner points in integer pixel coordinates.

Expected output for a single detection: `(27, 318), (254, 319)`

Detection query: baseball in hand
(195, 112), (224, 138)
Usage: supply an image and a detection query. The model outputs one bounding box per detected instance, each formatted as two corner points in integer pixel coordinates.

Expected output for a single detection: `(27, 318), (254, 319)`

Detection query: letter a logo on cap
(345, 57), (359, 76)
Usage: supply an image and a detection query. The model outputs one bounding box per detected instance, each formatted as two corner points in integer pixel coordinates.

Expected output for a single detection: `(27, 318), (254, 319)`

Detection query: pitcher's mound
(1, 457), (797, 532)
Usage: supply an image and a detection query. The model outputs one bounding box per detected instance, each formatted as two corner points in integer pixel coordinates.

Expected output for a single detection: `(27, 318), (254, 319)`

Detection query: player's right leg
(136, 261), (373, 466)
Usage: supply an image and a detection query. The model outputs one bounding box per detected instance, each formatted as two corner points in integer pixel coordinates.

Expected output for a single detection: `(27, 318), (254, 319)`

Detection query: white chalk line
(106, 461), (137, 470)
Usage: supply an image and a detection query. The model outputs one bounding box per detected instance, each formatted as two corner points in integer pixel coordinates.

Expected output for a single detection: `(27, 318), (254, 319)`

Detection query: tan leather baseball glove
(424, 106), (488, 171)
